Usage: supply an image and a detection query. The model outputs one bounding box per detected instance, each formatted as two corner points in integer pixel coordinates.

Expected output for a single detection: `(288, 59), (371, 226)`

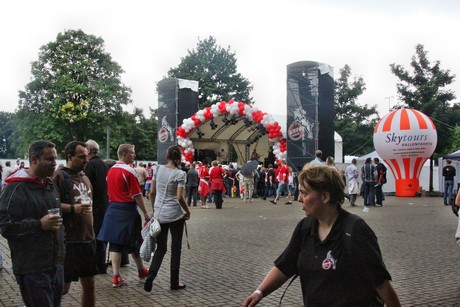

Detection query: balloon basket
(395, 179), (420, 197)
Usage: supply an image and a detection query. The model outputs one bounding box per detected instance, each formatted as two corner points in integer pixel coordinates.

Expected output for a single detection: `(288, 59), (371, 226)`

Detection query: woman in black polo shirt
(242, 164), (401, 307)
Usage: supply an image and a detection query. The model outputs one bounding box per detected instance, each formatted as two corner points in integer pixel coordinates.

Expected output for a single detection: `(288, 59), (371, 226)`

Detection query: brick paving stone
(1, 196), (460, 306)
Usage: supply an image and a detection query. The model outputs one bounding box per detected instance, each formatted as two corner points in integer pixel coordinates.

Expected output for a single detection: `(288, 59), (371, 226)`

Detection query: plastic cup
(48, 208), (61, 216)
(81, 198), (92, 212)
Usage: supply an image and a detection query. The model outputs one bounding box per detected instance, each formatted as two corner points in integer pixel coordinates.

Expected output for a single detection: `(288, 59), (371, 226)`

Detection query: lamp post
(385, 96), (394, 113)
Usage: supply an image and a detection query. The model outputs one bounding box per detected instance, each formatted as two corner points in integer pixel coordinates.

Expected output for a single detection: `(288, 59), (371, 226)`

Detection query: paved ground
(1, 195), (460, 306)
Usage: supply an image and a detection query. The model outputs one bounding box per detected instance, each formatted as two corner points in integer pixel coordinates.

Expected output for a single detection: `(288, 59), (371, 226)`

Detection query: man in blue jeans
(0, 140), (65, 307)
(443, 159), (456, 206)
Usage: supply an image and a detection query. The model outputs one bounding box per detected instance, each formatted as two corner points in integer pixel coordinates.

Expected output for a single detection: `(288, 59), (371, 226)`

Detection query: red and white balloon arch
(176, 100), (287, 163)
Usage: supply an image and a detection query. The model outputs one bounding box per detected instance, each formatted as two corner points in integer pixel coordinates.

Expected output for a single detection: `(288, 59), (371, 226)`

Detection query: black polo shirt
(275, 208), (391, 306)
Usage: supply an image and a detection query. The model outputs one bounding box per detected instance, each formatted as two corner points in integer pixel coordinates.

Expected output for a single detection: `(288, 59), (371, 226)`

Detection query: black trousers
(187, 186), (198, 206)
(148, 218), (185, 286)
(214, 190), (223, 209)
(93, 214), (108, 272)
(375, 184), (383, 205)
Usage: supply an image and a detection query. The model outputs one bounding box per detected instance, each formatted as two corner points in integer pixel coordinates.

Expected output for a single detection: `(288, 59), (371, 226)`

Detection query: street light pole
(385, 96), (394, 113)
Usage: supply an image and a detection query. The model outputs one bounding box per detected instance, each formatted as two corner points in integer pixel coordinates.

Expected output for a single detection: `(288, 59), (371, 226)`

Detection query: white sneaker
(363, 206), (369, 213)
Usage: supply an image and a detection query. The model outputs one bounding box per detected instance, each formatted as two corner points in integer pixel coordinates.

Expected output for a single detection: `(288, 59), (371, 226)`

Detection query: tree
(0, 112), (16, 158)
(16, 29), (132, 156)
(390, 44), (458, 155)
(334, 65), (380, 156)
(168, 36), (254, 107)
(106, 107), (158, 161)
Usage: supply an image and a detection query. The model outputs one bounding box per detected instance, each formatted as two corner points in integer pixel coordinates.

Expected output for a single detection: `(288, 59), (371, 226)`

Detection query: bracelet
(253, 289), (263, 299)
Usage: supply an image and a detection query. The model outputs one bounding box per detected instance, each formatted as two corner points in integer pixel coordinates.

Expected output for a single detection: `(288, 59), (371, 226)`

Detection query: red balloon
(238, 105), (245, 117)
(193, 118), (202, 126)
(204, 107), (213, 120)
(218, 102), (227, 114)
(176, 127), (188, 138)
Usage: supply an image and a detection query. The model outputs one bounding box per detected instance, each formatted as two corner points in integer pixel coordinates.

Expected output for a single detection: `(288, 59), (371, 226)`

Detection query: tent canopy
(443, 149), (460, 160)
(356, 150), (382, 161)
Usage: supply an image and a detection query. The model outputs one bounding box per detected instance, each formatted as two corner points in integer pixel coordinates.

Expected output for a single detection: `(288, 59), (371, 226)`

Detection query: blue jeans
(363, 182), (375, 206)
(16, 265), (64, 307)
(444, 180), (454, 204)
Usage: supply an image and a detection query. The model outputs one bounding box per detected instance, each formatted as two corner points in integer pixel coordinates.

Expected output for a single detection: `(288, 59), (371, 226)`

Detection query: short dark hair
(373, 157), (380, 163)
(28, 140), (56, 162)
(64, 141), (87, 162)
(166, 145), (182, 168)
(298, 164), (345, 207)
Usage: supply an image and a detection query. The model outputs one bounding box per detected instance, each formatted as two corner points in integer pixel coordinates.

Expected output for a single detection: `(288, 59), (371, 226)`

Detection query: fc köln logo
(322, 250), (337, 270)
(288, 121), (305, 141)
(158, 116), (175, 143)
(158, 127), (169, 143)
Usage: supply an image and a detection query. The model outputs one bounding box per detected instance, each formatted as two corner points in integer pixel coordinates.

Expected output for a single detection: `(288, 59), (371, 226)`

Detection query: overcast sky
(1, 0), (460, 118)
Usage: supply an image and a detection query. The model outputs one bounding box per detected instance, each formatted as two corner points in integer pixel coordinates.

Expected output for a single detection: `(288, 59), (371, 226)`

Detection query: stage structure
(286, 61), (335, 171)
(175, 100), (287, 165)
(157, 78), (199, 164)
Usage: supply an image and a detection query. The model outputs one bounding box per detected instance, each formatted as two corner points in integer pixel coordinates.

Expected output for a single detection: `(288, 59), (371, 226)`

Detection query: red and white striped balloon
(373, 108), (437, 197)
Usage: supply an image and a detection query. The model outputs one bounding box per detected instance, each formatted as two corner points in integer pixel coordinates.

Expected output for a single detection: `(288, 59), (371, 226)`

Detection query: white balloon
(196, 110), (205, 121)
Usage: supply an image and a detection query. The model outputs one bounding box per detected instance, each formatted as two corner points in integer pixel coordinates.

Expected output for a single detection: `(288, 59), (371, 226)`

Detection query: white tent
(334, 132), (343, 163)
(356, 150), (381, 161)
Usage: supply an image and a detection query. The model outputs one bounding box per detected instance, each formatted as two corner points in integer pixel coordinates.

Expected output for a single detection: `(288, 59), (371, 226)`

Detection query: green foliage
(168, 36), (254, 107)
(105, 107), (157, 160)
(0, 112), (16, 158)
(334, 65), (380, 156)
(390, 44), (458, 156)
(16, 29), (132, 156)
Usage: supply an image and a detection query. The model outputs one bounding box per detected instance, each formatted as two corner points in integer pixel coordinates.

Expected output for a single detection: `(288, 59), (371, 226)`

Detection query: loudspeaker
(286, 61), (334, 172)
(157, 78), (199, 164)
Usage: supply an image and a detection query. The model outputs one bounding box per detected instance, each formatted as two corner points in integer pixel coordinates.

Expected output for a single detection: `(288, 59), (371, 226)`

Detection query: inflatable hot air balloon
(373, 108), (437, 197)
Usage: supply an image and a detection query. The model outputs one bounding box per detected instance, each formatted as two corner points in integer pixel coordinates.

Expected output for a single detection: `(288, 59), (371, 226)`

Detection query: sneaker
(285, 201), (292, 205)
(138, 268), (149, 279)
(112, 275), (125, 288)
(270, 200), (277, 205)
(170, 283), (186, 291)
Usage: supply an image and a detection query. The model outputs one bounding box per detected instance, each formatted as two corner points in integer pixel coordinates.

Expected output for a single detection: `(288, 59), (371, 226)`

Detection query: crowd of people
(0, 140), (180, 306)
(0, 140), (401, 306)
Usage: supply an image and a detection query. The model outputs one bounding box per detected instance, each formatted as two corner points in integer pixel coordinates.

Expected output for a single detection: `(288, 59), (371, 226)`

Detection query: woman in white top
(144, 146), (191, 292)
